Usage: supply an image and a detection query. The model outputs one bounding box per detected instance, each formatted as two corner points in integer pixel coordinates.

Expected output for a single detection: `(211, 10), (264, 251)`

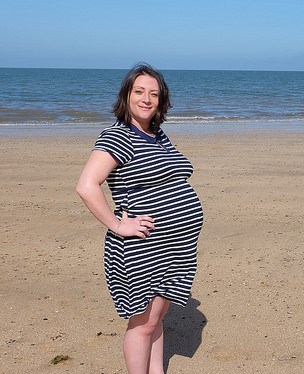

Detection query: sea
(0, 68), (304, 135)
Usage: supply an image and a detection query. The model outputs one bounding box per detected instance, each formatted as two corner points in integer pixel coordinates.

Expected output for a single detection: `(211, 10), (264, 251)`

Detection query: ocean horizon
(1, 68), (304, 135)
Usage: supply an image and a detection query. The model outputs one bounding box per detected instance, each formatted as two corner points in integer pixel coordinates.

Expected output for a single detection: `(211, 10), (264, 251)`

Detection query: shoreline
(1, 119), (304, 137)
(1, 129), (303, 373)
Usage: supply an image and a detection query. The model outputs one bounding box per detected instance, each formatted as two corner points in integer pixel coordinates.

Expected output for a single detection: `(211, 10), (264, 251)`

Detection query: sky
(1, 0), (303, 71)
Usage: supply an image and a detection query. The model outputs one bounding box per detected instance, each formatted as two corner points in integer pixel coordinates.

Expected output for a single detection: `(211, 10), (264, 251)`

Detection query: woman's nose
(142, 92), (150, 103)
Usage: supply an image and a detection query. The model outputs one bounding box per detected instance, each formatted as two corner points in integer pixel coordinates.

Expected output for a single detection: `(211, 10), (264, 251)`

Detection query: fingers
(137, 220), (154, 239)
(138, 218), (155, 231)
(119, 210), (155, 239)
(139, 215), (155, 224)
(138, 226), (151, 238)
(137, 231), (148, 240)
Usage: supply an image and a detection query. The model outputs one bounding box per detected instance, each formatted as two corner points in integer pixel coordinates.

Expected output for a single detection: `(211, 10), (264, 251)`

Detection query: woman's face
(129, 74), (159, 128)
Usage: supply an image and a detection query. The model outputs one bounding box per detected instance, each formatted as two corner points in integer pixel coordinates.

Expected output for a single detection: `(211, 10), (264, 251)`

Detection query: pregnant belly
(126, 180), (203, 235)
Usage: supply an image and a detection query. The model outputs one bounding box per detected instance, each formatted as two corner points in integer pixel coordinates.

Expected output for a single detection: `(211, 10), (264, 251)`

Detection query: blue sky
(1, 0), (303, 70)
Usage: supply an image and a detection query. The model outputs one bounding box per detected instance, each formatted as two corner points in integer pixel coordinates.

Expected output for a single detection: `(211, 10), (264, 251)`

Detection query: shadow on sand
(163, 297), (207, 373)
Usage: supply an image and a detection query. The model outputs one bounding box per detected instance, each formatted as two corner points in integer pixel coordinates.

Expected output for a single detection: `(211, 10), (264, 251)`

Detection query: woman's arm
(76, 150), (154, 238)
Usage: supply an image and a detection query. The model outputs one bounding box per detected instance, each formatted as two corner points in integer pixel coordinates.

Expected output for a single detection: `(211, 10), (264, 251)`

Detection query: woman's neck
(131, 122), (155, 136)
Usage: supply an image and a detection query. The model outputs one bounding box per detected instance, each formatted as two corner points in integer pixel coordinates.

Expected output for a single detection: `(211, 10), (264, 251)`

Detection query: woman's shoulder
(94, 121), (134, 163)
(95, 121), (133, 150)
(96, 121), (133, 143)
(101, 121), (130, 135)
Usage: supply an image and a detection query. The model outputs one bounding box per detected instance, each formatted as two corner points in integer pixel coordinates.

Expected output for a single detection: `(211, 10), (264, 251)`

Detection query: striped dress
(94, 121), (203, 319)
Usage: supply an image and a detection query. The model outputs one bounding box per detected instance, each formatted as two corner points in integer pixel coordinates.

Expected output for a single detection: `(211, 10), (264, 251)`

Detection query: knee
(144, 315), (163, 335)
(127, 297), (169, 335)
(128, 314), (162, 336)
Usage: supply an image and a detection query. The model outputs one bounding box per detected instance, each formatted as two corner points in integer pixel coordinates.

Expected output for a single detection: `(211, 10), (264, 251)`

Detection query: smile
(139, 106), (152, 110)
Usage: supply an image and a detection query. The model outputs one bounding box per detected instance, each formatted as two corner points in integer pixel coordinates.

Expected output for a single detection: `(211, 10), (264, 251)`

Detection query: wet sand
(1, 128), (303, 373)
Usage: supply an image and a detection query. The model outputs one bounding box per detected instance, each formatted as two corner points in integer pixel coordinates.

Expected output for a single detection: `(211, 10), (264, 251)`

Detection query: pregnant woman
(76, 63), (203, 374)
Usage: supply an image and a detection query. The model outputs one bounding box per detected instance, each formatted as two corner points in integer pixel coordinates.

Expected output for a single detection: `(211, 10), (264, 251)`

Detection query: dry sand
(1, 128), (303, 373)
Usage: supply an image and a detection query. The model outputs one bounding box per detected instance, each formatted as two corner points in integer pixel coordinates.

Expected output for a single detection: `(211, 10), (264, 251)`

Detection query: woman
(76, 64), (203, 374)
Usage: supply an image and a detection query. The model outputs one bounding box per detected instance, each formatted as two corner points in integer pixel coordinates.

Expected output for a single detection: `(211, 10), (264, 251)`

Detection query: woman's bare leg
(123, 297), (170, 374)
(148, 300), (170, 374)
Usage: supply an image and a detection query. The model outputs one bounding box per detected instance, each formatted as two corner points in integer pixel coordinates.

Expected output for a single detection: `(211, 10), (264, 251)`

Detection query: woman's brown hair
(113, 63), (171, 133)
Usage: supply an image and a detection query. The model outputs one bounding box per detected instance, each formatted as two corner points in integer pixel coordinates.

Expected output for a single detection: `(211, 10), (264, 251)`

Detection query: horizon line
(1, 66), (303, 73)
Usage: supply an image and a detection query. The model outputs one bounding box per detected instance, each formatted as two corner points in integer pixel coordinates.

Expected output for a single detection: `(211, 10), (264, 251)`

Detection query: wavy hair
(113, 63), (171, 133)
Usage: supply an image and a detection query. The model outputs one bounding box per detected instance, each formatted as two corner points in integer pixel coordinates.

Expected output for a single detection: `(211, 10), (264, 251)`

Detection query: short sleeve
(93, 126), (134, 165)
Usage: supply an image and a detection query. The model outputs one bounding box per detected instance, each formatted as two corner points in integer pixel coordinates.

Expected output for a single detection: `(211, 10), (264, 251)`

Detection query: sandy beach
(1, 127), (303, 373)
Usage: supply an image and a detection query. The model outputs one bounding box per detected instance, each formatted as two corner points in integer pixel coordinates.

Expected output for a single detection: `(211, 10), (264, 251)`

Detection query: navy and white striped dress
(94, 121), (203, 319)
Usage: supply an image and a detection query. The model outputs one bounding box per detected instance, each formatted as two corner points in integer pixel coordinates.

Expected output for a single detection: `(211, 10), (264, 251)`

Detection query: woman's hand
(116, 210), (155, 239)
